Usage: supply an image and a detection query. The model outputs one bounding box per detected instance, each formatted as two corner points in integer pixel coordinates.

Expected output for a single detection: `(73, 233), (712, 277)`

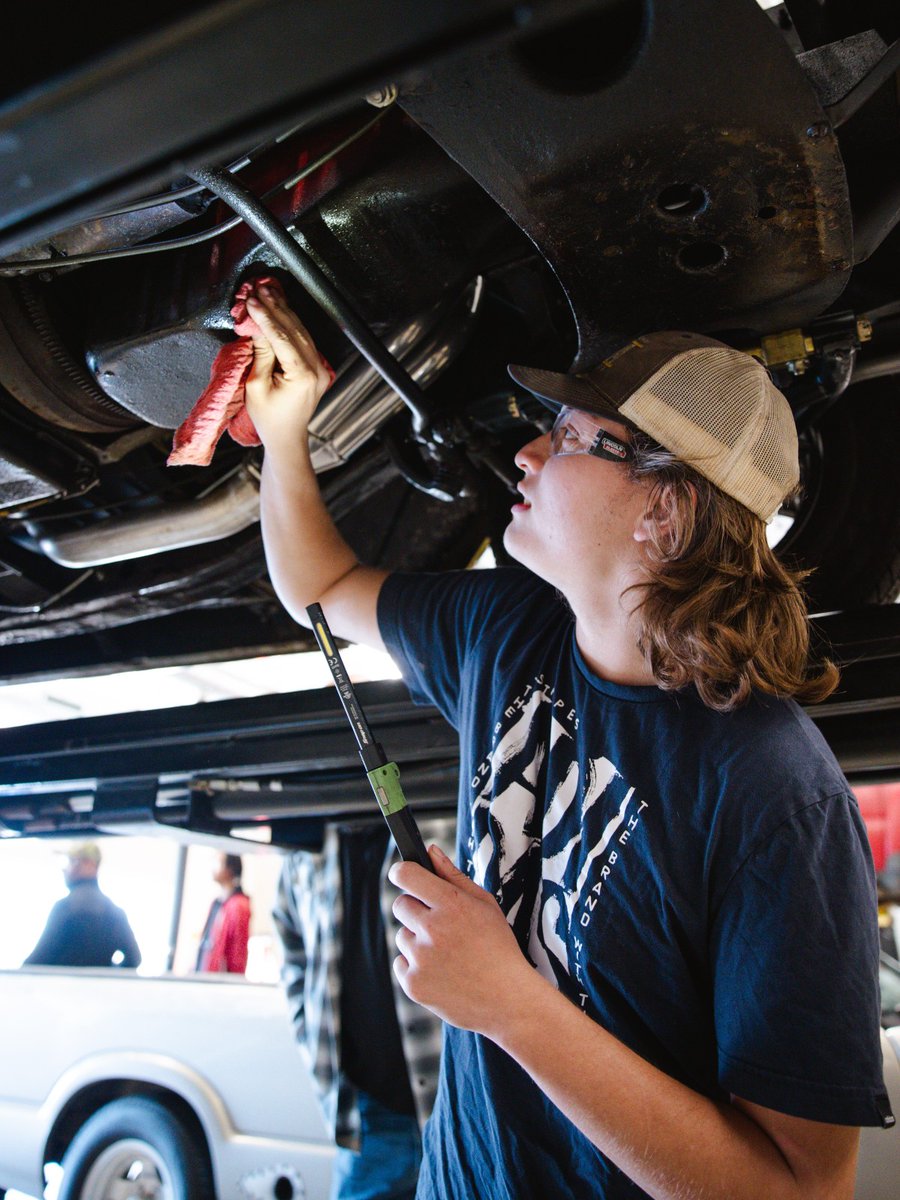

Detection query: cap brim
(507, 364), (641, 430)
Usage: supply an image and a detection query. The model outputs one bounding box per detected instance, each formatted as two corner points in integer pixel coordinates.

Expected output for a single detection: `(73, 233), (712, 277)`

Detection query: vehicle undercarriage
(0, 0), (897, 681)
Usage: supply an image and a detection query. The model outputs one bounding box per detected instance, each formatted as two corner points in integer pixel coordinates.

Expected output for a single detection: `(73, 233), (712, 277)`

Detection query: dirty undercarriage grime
(0, 0), (897, 680)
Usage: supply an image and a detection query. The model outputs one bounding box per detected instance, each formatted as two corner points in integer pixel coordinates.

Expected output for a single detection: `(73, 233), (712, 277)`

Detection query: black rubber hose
(188, 165), (434, 434)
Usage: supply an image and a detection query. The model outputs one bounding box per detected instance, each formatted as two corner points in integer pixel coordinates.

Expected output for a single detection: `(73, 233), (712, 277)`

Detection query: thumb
(428, 844), (482, 893)
(246, 336), (276, 383)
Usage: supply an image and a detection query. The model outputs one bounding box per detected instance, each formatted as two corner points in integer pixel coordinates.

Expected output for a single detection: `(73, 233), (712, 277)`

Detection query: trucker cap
(67, 841), (102, 865)
(508, 331), (799, 522)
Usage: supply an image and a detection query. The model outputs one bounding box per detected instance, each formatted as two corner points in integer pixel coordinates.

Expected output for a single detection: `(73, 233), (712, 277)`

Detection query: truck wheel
(56, 1096), (212, 1200)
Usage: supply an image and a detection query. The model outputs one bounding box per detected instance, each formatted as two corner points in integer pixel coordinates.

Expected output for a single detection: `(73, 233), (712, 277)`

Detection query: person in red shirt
(195, 853), (251, 974)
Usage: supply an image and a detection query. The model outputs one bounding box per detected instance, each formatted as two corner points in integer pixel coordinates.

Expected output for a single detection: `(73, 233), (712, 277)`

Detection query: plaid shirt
(272, 814), (456, 1149)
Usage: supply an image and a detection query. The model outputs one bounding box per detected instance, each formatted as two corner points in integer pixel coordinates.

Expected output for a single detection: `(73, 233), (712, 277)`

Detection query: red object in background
(855, 783), (900, 872)
(198, 889), (251, 974)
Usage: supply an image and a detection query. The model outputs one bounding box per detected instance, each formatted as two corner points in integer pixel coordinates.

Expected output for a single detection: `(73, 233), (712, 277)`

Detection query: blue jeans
(331, 1091), (423, 1200)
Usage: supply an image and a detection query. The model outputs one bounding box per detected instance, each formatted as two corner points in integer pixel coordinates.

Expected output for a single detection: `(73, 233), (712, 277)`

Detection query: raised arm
(244, 285), (388, 650)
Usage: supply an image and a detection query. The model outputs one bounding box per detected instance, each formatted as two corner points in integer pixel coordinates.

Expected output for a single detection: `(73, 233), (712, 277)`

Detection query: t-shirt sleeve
(377, 567), (537, 727)
(710, 793), (893, 1127)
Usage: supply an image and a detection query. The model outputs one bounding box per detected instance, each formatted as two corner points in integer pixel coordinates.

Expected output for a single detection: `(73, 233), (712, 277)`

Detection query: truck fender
(41, 1050), (232, 1168)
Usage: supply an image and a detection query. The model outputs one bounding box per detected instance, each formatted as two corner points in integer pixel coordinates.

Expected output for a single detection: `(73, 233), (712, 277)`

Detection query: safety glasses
(549, 408), (634, 464)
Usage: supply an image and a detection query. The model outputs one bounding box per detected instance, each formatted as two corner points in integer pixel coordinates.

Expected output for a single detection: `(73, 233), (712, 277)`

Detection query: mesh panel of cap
(619, 347), (799, 521)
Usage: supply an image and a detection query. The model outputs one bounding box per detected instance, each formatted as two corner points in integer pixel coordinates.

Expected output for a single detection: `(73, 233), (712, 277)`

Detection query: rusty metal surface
(0, 0), (556, 257)
(400, 0), (854, 365)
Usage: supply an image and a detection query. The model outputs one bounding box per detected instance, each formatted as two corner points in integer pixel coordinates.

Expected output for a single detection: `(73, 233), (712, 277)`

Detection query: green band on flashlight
(366, 762), (406, 815)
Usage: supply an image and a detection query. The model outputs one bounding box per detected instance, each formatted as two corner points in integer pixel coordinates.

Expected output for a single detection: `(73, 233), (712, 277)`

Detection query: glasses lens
(550, 411), (588, 456)
(549, 409), (632, 462)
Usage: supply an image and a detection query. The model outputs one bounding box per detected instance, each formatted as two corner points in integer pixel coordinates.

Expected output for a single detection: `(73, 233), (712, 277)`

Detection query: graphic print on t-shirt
(464, 674), (648, 1005)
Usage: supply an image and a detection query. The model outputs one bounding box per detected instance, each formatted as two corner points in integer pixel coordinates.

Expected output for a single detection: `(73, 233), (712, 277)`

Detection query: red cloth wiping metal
(168, 276), (333, 466)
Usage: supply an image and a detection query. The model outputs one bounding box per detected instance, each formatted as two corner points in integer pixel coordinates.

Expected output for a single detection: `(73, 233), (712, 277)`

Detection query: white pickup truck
(0, 966), (335, 1200)
(1, 966), (899, 1200)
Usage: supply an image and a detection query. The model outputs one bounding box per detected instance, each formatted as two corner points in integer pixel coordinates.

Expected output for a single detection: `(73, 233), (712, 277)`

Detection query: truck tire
(56, 1096), (212, 1200)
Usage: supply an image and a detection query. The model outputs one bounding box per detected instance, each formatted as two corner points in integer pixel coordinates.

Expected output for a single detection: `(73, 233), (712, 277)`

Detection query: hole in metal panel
(656, 183), (708, 217)
(676, 242), (727, 273)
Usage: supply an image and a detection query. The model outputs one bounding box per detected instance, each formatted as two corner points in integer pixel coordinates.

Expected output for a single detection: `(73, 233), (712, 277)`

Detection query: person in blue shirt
(242, 281), (891, 1200)
(24, 841), (141, 969)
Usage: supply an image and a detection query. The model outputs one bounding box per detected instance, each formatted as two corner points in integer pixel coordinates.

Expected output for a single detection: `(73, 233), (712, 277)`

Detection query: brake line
(0, 112), (386, 277)
(90, 113), (332, 219)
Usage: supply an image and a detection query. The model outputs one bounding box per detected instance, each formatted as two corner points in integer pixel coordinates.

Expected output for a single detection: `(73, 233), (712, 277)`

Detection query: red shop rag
(167, 276), (333, 467)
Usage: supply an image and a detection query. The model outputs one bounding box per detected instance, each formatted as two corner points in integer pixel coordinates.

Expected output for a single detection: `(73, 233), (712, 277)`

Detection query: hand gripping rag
(167, 277), (333, 466)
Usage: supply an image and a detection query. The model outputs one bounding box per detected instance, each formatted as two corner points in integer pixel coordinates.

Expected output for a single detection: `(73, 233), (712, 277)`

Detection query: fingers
(388, 859), (453, 906)
(251, 284), (312, 341)
(395, 924), (416, 959)
(246, 334), (276, 369)
(392, 891), (430, 936)
(389, 848), (485, 905)
(246, 298), (309, 377)
(252, 284), (314, 351)
(428, 844), (475, 886)
(244, 334), (280, 393)
(390, 851), (491, 949)
(393, 927), (421, 994)
(246, 289), (331, 389)
(392, 952), (411, 990)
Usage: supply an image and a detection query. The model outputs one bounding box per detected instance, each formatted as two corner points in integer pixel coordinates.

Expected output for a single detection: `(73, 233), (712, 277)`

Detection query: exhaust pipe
(31, 466), (262, 568)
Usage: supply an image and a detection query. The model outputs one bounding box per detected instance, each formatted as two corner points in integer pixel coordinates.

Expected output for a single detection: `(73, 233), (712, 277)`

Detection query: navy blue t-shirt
(377, 566), (891, 1200)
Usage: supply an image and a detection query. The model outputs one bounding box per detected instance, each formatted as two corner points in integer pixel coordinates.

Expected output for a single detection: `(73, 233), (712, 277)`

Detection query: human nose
(514, 430), (551, 473)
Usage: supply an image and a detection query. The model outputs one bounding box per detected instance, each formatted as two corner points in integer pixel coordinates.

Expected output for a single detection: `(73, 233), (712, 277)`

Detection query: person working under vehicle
(242, 280), (891, 1199)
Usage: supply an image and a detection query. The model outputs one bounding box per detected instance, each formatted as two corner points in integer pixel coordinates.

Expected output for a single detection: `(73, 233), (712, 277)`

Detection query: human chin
(502, 514), (527, 561)
(503, 519), (556, 581)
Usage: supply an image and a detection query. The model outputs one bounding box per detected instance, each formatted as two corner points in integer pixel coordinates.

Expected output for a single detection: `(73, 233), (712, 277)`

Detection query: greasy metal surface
(0, 448), (64, 509)
(87, 324), (229, 427)
(77, 101), (379, 425)
(0, 0), (553, 256)
(400, 0), (854, 365)
(797, 30), (888, 111)
(823, 35), (900, 128)
(82, 129), (521, 427)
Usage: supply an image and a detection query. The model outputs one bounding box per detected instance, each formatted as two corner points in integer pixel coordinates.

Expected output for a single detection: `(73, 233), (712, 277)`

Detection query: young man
(243, 283), (891, 1199)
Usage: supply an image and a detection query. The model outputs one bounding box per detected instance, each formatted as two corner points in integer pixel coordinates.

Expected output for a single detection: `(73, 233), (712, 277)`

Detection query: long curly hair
(626, 433), (839, 712)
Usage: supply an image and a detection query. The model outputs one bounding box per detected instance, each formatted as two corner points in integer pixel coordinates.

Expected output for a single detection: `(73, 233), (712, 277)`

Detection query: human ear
(633, 512), (654, 543)
(633, 481), (686, 546)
